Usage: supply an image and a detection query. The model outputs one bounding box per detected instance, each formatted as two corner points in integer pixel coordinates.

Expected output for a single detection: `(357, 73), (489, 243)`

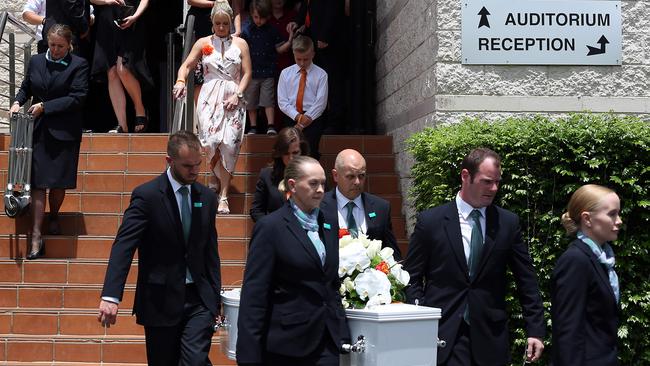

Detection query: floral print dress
(196, 35), (246, 175)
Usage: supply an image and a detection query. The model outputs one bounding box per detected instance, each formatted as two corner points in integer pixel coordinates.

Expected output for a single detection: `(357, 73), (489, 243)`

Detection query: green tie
(464, 209), (484, 324)
(179, 186), (192, 243)
(468, 209), (483, 279)
(179, 186), (193, 283)
(346, 201), (358, 238)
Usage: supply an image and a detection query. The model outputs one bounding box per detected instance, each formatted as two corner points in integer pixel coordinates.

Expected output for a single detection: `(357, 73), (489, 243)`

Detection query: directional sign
(462, 0), (622, 65)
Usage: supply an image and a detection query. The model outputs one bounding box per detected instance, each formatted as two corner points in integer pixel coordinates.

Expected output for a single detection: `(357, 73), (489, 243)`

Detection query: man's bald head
(333, 149), (367, 200)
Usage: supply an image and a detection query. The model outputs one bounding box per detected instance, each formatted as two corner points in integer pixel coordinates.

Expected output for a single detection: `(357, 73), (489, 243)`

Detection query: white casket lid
(345, 303), (441, 322)
(221, 288), (241, 305)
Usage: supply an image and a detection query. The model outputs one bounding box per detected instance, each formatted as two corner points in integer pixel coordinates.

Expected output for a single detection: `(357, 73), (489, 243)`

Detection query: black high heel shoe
(26, 239), (45, 260)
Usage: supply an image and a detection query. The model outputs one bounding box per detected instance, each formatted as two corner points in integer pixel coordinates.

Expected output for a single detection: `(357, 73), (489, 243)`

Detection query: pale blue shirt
(455, 193), (487, 263)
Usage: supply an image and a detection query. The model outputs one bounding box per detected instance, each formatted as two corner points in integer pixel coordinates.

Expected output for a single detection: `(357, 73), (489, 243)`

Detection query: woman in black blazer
(237, 156), (350, 365)
(10, 24), (89, 259)
(249, 127), (309, 222)
(552, 184), (622, 366)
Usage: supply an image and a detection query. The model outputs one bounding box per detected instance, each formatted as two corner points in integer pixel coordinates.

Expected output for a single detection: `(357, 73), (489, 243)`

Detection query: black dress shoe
(26, 239), (45, 260)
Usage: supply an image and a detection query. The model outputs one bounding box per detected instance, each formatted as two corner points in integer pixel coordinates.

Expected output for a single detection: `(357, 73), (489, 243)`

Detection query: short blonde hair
(292, 35), (313, 53)
(211, 0), (233, 23)
(561, 184), (615, 235)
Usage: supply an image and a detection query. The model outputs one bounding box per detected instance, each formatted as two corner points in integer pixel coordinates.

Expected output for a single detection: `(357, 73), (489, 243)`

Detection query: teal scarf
(577, 231), (620, 303)
(290, 199), (326, 265)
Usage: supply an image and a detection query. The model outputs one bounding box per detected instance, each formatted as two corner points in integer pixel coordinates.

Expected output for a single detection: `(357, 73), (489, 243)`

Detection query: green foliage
(407, 114), (650, 365)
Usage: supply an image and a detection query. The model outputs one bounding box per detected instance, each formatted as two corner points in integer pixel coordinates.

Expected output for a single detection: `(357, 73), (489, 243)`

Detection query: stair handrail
(168, 13), (196, 134)
(0, 12), (38, 126)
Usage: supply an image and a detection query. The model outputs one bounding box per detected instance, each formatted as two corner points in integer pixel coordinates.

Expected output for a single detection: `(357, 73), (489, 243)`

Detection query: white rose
(366, 240), (382, 259)
(344, 277), (355, 292)
(379, 247), (395, 261)
(342, 298), (350, 308)
(339, 282), (347, 295)
(339, 235), (354, 248)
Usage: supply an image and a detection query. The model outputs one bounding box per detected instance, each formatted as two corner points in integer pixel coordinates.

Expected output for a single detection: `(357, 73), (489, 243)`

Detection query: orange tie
(296, 68), (307, 114)
(305, 0), (311, 28)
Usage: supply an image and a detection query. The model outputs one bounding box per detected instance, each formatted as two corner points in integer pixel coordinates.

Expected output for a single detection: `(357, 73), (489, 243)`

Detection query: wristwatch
(236, 91), (244, 99)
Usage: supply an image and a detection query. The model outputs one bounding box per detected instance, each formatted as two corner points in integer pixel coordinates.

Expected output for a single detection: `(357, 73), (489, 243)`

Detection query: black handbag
(112, 4), (135, 25)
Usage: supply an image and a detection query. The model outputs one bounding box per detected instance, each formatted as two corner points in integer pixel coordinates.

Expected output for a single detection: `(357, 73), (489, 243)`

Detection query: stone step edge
(0, 333), (225, 343)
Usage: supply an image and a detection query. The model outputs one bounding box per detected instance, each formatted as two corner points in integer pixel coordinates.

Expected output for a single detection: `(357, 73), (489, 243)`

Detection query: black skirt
(31, 126), (81, 189)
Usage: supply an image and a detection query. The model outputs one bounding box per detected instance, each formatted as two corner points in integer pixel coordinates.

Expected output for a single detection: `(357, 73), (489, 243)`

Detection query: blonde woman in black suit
(552, 184), (622, 366)
(10, 24), (89, 259)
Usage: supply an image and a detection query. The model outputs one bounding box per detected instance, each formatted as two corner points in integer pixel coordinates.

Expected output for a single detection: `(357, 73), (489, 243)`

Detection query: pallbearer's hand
(98, 300), (119, 328)
(526, 337), (544, 362)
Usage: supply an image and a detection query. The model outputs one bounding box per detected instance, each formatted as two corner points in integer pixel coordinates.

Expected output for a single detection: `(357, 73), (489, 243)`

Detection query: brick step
(0, 169), (399, 196)
(0, 133), (394, 154)
(0, 154), (397, 180)
(0, 334), (235, 364)
(0, 284), (136, 310)
(1, 309), (145, 336)
(0, 235), (248, 261)
(0, 188), (401, 217)
(0, 259), (246, 287)
(0, 213), (408, 241)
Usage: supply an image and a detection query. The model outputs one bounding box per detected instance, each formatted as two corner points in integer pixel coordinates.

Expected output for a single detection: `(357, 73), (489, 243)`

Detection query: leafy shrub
(407, 113), (650, 364)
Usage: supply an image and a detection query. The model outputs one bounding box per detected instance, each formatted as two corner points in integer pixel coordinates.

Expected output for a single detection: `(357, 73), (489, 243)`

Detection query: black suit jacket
(250, 167), (285, 223)
(320, 189), (401, 259)
(101, 173), (221, 326)
(404, 201), (545, 366)
(236, 202), (350, 363)
(15, 53), (88, 142)
(551, 239), (619, 366)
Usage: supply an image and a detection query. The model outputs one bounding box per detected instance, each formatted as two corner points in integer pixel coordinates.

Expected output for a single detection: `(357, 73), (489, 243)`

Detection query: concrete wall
(375, 0), (650, 227)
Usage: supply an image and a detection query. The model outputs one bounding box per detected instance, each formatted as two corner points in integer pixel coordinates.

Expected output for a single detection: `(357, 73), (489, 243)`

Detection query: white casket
(341, 303), (441, 366)
(220, 288), (241, 360)
(220, 289), (442, 365)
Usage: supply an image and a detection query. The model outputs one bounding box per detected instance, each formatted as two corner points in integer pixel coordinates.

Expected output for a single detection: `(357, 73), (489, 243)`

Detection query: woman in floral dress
(173, 0), (252, 214)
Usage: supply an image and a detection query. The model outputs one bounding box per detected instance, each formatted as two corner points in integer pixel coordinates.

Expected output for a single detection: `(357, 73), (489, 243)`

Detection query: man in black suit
(98, 131), (221, 366)
(320, 149), (401, 259)
(404, 148), (545, 366)
(237, 156), (350, 365)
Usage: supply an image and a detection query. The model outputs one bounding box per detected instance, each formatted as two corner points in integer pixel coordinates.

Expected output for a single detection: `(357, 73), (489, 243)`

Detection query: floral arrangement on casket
(338, 229), (410, 309)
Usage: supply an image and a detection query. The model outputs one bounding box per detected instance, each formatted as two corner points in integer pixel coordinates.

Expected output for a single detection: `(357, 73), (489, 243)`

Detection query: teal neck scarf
(577, 231), (620, 303)
(290, 199), (326, 265)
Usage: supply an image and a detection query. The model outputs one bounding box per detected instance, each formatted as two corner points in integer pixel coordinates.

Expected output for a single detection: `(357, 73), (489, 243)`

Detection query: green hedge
(407, 113), (650, 364)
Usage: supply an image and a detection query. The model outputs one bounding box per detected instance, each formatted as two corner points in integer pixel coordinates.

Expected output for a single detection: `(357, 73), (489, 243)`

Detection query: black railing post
(9, 33), (15, 103)
(166, 32), (175, 132)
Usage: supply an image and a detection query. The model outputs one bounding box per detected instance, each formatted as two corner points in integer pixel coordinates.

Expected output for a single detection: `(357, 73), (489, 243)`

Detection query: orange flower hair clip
(202, 44), (214, 56)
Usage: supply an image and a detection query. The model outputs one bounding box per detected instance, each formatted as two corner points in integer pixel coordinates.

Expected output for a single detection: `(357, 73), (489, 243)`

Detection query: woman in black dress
(249, 126), (308, 222)
(90, 0), (151, 133)
(10, 24), (89, 259)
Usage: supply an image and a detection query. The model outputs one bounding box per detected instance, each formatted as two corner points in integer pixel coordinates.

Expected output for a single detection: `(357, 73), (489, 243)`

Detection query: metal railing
(0, 12), (38, 127)
(167, 14), (196, 133)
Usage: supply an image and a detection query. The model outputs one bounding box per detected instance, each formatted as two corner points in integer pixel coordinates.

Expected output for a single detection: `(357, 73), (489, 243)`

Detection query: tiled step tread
(0, 334), (235, 365)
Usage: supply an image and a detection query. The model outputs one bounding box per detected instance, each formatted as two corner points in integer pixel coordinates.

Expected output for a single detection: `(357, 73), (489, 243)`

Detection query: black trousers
(442, 321), (478, 366)
(263, 332), (339, 366)
(144, 284), (215, 366)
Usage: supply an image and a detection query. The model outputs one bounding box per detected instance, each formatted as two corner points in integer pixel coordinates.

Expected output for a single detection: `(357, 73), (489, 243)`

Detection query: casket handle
(214, 316), (229, 331)
(437, 338), (446, 348)
(342, 335), (366, 353)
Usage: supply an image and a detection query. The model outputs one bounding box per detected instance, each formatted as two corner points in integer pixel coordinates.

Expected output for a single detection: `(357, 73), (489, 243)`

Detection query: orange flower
(338, 228), (350, 239)
(202, 44), (214, 56)
(375, 261), (390, 275)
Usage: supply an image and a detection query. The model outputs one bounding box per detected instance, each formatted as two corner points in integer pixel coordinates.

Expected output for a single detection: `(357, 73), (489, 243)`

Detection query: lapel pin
(323, 223), (331, 230)
(368, 212), (377, 218)
(193, 202), (203, 208)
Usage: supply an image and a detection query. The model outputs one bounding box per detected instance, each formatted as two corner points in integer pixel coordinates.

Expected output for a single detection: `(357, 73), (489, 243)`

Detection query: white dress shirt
(455, 193), (487, 263)
(336, 188), (367, 234)
(277, 62), (328, 121)
(22, 0), (46, 40)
